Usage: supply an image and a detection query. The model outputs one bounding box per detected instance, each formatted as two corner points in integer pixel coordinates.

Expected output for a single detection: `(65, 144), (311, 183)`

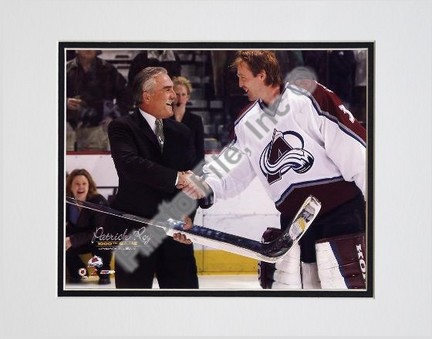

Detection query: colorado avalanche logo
(260, 129), (314, 184)
(87, 255), (103, 268)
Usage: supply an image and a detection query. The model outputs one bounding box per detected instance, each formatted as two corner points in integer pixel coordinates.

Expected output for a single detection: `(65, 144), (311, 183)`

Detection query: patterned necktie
(155, 119), (164, 151)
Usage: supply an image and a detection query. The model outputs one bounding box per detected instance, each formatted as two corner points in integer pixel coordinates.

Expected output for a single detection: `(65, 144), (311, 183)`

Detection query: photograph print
(58, 42), (374, 297)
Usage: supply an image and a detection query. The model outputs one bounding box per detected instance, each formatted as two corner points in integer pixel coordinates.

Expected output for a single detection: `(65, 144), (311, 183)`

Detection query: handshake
(176, 170), (214, 209)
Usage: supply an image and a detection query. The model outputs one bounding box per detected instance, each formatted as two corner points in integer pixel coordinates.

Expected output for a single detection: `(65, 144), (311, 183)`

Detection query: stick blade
(167, 195), (321, 263)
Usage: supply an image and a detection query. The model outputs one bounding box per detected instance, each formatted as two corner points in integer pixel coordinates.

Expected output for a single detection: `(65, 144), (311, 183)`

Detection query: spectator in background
(327, 50), (356, 109)
(172, 76), (205, 171)
(172, 76), (205, 224)
(65, 168), (113, 285)
(127, 50), (181, 87)
(351, 50), (367, 126)
(66, 50), (132, 151)
(303, 50), (356, 109)
(274, 50), (304, 80)
(302, 50), (329, 86)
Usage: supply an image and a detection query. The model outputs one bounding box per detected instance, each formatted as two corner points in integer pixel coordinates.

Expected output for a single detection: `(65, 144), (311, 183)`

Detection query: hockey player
(179, 50), (367, 289)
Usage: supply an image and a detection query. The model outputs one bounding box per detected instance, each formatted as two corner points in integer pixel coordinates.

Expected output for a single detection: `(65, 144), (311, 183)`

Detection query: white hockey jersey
(203, 82), (366, 219)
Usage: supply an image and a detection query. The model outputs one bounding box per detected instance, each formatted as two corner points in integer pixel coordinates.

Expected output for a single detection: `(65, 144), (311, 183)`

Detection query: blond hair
(173, 76), (192, 95)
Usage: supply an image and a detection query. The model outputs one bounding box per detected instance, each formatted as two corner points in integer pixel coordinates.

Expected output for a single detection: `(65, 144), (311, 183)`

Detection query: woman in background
(172, 76), (205, 172)
(65, 168), (112, 285)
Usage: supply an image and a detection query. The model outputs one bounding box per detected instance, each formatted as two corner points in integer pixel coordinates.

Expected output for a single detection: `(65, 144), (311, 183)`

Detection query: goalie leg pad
(258, 227), (301, 289)
(301, 262), (321, 289)
(272, 242), (302, 289)
(316, 232), (366, 289)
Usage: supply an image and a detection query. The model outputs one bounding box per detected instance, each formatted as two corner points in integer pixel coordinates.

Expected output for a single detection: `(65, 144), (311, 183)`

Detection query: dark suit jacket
(172, 110), (204, 170)
(108, 109), (195, 219)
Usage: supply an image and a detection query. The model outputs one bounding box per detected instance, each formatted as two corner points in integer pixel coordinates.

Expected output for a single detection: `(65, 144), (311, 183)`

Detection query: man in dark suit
(107, 67), (199, 289)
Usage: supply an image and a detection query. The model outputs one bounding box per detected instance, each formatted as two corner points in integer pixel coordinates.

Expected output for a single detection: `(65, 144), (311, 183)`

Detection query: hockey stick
(65, 195), (321, 263)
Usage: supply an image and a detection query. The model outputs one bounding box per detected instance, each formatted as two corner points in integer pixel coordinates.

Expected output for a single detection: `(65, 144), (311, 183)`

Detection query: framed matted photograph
(58, 42), (374, 297)
(3, 0), (431, 336)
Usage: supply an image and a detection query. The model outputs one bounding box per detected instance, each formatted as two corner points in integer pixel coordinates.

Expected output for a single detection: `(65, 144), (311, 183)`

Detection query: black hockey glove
(198, 187), (214, 209)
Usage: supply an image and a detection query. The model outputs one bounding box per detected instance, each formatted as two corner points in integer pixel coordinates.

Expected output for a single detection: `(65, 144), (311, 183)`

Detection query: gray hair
(132, 67), (168, 105)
